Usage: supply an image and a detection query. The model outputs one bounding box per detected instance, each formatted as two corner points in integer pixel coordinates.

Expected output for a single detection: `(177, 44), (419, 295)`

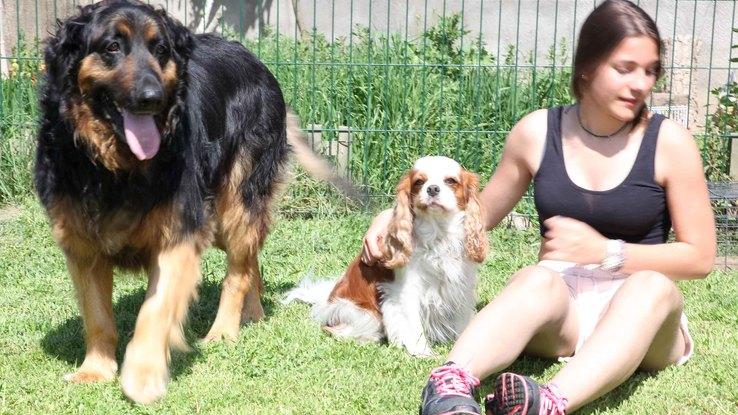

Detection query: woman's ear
(382, 172), (414, 269)
(461, 170), (488, 263)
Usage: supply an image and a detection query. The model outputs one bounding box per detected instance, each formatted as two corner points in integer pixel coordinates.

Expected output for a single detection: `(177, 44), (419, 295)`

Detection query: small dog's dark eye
(106, 42), (120, 53)
(155, 44), (168, 55)
(413, 179), (425, 187)
(444, 177), (458, 185)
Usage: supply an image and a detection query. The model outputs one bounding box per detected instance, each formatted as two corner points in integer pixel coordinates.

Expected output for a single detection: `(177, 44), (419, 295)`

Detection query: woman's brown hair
(572, 0), (663, 112)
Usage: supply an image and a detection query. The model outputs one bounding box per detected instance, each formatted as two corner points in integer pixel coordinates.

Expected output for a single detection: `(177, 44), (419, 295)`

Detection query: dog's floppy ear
(43, 5), (98, 90)
(155, 9), (193, 59)
(382, 171), (414, 269)
(460, 170), (488, 263)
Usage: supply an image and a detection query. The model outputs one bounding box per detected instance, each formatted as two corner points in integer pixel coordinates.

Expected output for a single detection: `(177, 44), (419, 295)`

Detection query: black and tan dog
(35, 0), (357, 404)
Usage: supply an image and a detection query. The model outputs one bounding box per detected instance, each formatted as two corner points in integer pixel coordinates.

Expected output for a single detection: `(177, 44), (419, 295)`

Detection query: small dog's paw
(408, 346), (436, 358)
(120, 344), (169, 404)
(405, 340), (436, 358)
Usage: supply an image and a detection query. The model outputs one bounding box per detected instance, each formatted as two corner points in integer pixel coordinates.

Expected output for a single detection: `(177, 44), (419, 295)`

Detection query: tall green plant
(0, 34), (41, 205)
(700, 27), (738, 182)
(0, 16), (575, 204)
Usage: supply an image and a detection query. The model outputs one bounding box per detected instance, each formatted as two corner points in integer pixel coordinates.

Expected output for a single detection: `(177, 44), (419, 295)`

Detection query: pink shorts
(538, 260), (693, 365)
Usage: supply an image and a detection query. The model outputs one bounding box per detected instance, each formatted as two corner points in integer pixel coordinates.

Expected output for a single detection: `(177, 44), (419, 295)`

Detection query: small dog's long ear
(461, 170), (488, 263)
(382, 171), (414, 269)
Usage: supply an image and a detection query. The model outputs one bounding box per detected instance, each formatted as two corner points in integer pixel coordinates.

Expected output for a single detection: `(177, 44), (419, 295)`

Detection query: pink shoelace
(430, 365), (480, 397)
(539, 383), (568, 415)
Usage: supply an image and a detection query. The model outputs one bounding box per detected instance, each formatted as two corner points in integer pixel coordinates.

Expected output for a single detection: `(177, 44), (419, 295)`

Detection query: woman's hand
(541, 216), (608, 265)
(361, 208), (393, 265)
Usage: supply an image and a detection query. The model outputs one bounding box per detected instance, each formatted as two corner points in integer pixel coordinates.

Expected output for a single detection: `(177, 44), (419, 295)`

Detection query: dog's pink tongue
(122, 109), (161, 160)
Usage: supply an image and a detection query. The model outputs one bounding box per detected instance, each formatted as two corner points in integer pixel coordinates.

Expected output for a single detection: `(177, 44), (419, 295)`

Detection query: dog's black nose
(131, 72), (164, 112)
(427, 185), (440, 197)
(134, 86), (163, 111)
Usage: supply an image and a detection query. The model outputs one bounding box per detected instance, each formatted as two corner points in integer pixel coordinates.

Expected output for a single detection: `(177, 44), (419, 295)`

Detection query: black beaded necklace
(576, 105), (628, 139)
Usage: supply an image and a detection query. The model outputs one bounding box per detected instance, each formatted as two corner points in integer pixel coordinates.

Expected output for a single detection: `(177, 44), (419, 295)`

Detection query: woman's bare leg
(550, 271), (686, 412)
(447, 265), (580, 379)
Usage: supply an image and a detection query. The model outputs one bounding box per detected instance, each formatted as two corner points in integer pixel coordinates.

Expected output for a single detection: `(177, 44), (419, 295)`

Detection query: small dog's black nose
(427, 185), (440, 197)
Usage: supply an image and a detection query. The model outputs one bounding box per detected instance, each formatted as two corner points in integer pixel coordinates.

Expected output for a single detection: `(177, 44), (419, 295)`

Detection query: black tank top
(533, 106), (671, 244)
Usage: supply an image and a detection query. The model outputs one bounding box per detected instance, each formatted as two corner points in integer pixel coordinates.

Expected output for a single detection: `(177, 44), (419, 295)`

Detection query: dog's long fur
(34, 0), (357, 404)
(284, 157), (488, 356)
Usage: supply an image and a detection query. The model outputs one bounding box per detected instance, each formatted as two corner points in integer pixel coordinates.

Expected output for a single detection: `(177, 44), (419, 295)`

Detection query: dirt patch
(0, 205), (21, 222)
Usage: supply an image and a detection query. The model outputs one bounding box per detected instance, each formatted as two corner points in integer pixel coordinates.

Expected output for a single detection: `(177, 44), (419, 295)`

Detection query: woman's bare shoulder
(505, 108), (552, 173)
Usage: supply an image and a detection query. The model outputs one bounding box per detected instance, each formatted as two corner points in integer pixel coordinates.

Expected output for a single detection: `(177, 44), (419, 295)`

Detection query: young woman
(361, 1), (716, 414)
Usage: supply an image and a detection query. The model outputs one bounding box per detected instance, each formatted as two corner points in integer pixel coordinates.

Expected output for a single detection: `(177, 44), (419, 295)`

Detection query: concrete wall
(2, 0), (737, 129)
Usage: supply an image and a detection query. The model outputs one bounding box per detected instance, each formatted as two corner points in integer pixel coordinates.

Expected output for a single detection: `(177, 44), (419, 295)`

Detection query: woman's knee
(510, 265), (563, 288)
(622, 271), (684, 315)
(507, 266), (570, 305)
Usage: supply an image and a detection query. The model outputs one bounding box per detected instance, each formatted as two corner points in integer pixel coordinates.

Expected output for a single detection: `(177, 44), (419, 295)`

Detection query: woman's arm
(620, 119), (716, 279)
(478, 110), (546, 229)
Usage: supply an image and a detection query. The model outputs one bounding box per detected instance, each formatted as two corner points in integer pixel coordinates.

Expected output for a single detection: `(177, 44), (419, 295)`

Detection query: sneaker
(484, 372), (568, 415)
(419, 362), (482, 415)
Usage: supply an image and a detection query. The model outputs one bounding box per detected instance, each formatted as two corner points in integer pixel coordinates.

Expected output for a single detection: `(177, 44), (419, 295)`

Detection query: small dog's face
(406, 156), (475, 216)
(382, 156), (487, 268)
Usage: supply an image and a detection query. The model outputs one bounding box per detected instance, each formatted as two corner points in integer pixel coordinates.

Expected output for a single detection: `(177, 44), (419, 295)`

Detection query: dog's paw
(120, 345), (169, 404)
(405, 338), (436, 358)
(63, 358), (118, 383)
(63, 354), (118, 383)
(201, 320), (240, 343)
(201, 329), (238, 343)
(240, 296), (265, 323)
(407, 346), (436, 358)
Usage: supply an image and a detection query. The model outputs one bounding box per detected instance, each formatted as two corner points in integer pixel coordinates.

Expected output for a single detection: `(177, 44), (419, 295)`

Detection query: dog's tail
(281, 276), (336, 306)
(285, 110), (366, 205)
(282, 275), (384, 343)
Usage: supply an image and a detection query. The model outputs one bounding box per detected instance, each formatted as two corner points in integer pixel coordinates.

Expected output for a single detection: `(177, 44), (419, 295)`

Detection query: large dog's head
(44, 0), (191, 167)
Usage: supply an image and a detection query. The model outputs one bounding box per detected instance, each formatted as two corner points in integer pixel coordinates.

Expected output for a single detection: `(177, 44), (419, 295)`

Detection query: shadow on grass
(576, 371), (651, 414)
(40, 276), (295, 380)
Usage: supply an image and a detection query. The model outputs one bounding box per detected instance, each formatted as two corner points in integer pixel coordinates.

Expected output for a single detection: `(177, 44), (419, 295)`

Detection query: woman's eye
(106, 42), (120, 53)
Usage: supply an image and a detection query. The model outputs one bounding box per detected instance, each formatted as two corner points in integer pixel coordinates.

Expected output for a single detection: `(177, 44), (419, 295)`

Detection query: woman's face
(585, 35), (660, 121)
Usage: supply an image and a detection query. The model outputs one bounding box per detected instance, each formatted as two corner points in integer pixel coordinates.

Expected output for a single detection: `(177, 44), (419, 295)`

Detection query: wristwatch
(601, 239), (625, 272)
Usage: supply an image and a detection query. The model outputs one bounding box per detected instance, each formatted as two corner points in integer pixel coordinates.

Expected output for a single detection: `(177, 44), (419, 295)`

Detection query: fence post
(730, 135), (738, 180)
(305, 124), (351, 178)
(0, 0), (6, 76)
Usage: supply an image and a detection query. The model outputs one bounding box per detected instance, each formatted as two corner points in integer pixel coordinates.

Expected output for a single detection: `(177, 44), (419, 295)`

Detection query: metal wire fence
(1, 0), (737, 260)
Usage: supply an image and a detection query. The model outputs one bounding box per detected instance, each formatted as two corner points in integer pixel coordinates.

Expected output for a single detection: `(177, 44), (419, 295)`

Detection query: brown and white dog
(284, 156), (488, 356)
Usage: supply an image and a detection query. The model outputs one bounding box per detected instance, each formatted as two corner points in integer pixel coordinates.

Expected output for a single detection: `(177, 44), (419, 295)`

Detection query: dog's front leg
(381, 299), (434, 357)
(120, 242), (201, 404)
(63, 253), (118, 383)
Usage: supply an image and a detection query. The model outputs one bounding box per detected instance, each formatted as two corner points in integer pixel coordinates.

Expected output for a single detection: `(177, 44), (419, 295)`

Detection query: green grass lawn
(0, 197), (736, 414)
